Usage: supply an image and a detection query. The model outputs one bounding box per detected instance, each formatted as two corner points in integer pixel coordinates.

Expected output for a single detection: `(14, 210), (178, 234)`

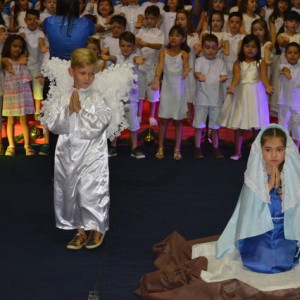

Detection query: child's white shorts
(138, 70), (160, 102)
(193, 105), (220, 129)
(124, 101), (140, 132)
(278, 105), (300, 140)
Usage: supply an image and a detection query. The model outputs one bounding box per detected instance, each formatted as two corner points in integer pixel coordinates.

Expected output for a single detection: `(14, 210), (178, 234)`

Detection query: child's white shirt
(19, 27), (45, 74)
(243, 13), (260, 34)
(260, 41), (273, 60)
(223, 32), (244, 73)
(40, 11), (52, 22)
(136, 26), (164, 71)
(279, 33), (300, 62)
(279, 63), (300, 107)
(114, 3), (125, 14)
(262, 6), (274, 27)
(187, 33), (200, 65)
(120, 4), (142, 34)
(194, 56), (227, 107)
(160, 11), (176, 44)
(17, 11), (27, 28)
(103, 35), (121, 56)
(273, 16), (284, 34)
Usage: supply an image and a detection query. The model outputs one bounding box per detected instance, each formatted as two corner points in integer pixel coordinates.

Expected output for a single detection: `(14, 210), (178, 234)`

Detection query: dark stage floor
(0, 141), (248, 300)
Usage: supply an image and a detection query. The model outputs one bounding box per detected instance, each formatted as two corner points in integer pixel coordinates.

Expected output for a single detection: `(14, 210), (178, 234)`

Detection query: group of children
(0, 0), (300, 161)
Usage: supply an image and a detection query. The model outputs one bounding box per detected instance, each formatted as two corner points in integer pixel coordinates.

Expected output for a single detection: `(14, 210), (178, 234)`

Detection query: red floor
(1, 101), (277, 145)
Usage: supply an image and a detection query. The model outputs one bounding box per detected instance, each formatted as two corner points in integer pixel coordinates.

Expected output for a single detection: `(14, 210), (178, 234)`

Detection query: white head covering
(244, 123), (300, 211)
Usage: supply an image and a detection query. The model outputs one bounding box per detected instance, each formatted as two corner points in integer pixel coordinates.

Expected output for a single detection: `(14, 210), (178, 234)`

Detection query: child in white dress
(218, 34), (274, 160)
(197, 0), (229, 34)
(176, 9), (201, 123)
(39, 0), (56, 22)
(42, 48), (111, 250)
(251, 18), (273, 66)
(161, 0), (183, 44)
(200, 10), (225, 59)
(152, 25), (189, 160)
(260, 0), (275, 28)
(239, 0), (261, 34)
(1, 34), (35, 156)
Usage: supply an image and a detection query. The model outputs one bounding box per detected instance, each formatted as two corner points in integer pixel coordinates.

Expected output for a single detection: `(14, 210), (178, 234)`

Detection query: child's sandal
(173, 149), (182, 161)
(155, 148), (164, 159)
(24, 145), (35, 156)
(5, 146), (15, 156)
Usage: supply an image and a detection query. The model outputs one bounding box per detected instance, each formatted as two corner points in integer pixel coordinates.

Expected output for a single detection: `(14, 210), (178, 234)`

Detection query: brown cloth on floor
(135, 232), (300, 300)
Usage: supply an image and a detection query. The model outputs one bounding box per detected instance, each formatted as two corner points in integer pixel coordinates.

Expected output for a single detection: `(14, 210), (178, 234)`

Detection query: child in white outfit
(223, 12), (244, 92)
(193, 34), (228, 159)
(42, 48), (111, 250)
(102, 15), (127, 57)
(120, 0), (143, 34)
(136, 5), (164, 126)
(152, 25), (189, 160)
(102, 31), (146, 158)
(278, 42), (300, 147)
(19, 9), (48, 116)
(218, 34), (273, 160)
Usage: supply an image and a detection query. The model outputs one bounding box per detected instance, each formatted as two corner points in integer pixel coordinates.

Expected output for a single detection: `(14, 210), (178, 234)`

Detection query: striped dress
(2, 60), (35, 116)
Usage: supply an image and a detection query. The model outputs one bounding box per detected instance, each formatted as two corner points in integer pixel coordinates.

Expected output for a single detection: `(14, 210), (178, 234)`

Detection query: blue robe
(238, 188), (300, 273)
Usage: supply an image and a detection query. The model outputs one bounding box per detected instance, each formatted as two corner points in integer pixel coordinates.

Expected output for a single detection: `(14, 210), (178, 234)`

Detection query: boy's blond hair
(70, 48), (97, 68)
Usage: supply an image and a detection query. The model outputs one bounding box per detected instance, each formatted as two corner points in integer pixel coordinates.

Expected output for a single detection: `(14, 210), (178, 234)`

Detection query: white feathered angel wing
(40, 57), (136, 140)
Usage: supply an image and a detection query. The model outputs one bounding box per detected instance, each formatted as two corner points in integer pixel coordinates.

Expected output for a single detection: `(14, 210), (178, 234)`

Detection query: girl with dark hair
(216, 124), (300, 274)
(9, 0), (30, 32)
(218, 34), (273, 160)
(152, 25), (190, 160)
(251, 18), (273, 65)
(1, 34), (35, 156)
(239, 0), (261, 34)
(176, 9), (201, 122)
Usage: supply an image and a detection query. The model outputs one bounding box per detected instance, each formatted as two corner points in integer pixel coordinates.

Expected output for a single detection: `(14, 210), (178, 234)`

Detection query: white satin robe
(44, 87), (111, 233)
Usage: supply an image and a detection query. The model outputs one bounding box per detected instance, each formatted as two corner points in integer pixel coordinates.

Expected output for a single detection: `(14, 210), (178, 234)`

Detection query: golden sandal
(173, 149), (182, 161)
(5, 146), (15, 156)
(155, 148), (164, 159)
(24, 145), (35, 156)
